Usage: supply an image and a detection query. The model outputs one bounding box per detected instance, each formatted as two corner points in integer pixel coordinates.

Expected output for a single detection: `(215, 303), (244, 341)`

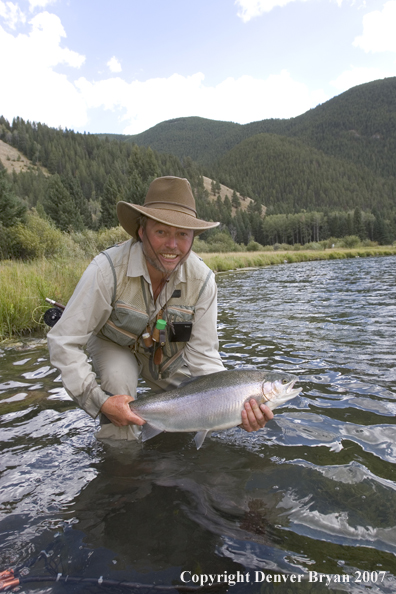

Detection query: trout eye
(282, 378), (288, 384)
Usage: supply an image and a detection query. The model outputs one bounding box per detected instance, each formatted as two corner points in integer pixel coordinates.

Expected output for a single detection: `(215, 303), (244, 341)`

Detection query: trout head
(261, 372), (301, 410)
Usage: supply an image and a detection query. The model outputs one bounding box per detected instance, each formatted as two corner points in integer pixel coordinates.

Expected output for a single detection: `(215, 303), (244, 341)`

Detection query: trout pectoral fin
(141, 423), (163, 442)
(194, 430), (211, 450)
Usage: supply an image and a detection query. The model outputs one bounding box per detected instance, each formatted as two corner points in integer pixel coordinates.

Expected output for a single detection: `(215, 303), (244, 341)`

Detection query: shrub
(303, 242), (323, 251)
(339, 235), (361, 248)
(8, 210), (64, 259)
(246, 240), (263, 252)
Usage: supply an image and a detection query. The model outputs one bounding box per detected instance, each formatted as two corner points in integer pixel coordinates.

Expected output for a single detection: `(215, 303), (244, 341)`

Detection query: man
(48, 176), (273, 441)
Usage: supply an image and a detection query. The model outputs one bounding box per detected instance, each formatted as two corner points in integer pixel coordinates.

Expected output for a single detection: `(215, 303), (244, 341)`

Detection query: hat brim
(117, 202), (219, 239)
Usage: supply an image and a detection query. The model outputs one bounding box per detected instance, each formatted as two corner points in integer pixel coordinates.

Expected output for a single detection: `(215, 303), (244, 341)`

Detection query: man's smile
(160, 253), (179, 260)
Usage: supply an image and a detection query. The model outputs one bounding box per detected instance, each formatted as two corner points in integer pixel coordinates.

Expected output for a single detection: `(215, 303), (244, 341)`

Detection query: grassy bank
(0, 258), (89, 339)
(199, 245), (396, 272)
(1, 246), (396, 340)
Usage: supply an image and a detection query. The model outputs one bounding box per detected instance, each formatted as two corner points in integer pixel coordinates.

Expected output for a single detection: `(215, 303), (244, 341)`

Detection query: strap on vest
(101, 250), (117, 305)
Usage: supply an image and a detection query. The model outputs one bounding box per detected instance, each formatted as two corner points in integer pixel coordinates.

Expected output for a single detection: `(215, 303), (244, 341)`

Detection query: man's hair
(137, 215), (148, 241)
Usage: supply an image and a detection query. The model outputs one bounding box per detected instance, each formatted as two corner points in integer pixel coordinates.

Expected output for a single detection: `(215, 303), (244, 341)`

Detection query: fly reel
(43, 307), (63, 327)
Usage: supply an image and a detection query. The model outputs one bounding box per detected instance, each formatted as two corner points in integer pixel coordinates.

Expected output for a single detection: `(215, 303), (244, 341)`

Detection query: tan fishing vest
(98, 240), (214, 379)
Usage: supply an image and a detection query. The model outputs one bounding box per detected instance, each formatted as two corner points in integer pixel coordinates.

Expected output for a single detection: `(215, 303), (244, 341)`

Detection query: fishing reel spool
(43, 298), (65, 327)
(43, 307), (63, 327)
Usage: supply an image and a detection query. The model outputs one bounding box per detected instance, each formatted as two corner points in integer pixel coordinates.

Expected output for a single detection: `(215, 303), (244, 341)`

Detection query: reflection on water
(1, 256), (396, 593)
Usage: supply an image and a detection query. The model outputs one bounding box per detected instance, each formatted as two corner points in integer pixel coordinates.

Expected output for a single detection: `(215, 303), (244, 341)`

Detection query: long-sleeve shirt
(47, 241), (225, 418)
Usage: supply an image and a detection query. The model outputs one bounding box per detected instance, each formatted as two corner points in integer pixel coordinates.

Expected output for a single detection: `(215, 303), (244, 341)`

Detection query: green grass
(199, 246), (396, 272)
(0, 257), (90, 340)
(1, 246), (396, 339)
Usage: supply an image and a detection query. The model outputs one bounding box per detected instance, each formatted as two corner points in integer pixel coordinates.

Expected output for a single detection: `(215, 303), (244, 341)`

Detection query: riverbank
(1, 246), (396, 339)
(200, 245), (396, 272)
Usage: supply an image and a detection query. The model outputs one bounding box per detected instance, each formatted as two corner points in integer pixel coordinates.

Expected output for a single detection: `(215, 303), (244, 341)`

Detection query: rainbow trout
(129, 369), (301, 449)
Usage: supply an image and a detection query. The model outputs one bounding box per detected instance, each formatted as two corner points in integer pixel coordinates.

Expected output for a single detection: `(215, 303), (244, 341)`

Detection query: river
(1, 256), (396, 593)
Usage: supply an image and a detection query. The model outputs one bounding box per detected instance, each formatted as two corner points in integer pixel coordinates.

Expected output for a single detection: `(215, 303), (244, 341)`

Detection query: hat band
(145, 201), (197, 217)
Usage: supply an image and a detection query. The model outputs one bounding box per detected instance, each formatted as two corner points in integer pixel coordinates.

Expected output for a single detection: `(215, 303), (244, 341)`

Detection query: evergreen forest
(1, 76), (396, 260)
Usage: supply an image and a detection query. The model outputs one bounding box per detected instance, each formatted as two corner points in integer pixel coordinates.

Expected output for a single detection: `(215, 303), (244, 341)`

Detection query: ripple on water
(1, 257), (396, 591)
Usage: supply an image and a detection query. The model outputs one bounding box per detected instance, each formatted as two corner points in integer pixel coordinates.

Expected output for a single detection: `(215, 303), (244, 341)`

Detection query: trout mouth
(262, 378), (301, 403)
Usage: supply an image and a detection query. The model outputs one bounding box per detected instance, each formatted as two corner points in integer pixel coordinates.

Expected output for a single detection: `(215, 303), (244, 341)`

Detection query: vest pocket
(99, 300), (149, 347)
(166, 305), (195, 323)
(161, 305), (195, 363)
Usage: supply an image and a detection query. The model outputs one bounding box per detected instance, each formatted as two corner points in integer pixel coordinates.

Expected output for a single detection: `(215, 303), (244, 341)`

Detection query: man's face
(138, 219), (194, 274)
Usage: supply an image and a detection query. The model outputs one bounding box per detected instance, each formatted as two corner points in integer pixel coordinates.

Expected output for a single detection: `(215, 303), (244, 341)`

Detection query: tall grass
(0, 258), (89, 339)
(198, 247), (396, 272)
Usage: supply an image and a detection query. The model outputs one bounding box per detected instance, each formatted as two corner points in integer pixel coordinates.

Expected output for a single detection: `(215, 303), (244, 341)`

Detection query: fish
(129, 369), (301, 449)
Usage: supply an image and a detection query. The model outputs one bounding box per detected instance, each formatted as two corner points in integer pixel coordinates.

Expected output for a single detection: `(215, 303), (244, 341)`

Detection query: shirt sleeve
(47, 256), (114, 418)
(183, 272), (225, 376)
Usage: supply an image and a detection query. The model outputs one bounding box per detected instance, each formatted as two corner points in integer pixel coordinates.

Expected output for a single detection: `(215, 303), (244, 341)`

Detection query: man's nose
(165, 234), (177, 249)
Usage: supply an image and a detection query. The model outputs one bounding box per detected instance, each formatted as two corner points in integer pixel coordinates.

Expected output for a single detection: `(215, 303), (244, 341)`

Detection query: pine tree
(43, 174), (84, 232)
(0, 169), (26, 227)
(353, 206), (367, 239)
(101, 175), (120, 228)
(231, 190), (241, 209)
(61, 175), (92, 228)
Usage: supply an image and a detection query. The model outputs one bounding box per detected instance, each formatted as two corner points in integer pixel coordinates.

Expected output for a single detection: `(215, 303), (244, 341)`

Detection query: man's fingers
(240, 400), (274, 432)
(100, 394), (146, 427)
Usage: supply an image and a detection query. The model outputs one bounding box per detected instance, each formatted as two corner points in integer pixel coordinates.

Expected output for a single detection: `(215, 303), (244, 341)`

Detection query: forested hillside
(124, 77), (396, 178)
(1, 77), (396, 258)
(211, 133), (396, 214)
(103, 76), (396, 243)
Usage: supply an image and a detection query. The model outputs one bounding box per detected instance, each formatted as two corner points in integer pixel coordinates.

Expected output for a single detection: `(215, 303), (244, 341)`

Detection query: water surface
(1, 256), (396, 593)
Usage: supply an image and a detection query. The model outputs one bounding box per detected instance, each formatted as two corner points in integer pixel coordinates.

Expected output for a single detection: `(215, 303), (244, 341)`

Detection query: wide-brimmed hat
(117, 176), (219, 239)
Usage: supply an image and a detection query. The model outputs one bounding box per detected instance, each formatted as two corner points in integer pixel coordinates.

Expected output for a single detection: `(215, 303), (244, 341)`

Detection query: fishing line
(0, 570), (222, 593)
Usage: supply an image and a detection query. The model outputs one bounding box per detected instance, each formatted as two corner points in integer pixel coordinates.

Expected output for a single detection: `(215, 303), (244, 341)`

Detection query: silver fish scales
(130, 369), (301, 449)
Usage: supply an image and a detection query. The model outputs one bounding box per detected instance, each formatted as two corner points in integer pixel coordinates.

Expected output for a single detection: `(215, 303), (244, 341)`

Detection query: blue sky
(1, 0), (395, 135)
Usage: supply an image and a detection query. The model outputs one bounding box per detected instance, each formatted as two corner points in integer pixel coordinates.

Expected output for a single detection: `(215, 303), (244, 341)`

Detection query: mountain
(121, 77), (396, 179)
(1, 77), (396, 248)
(110, 77), (396, 215)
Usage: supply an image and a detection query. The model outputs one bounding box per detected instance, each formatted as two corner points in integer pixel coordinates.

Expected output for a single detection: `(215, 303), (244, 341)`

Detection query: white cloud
(107, 56), (122, 73)
(235, 0), (307, 22)
(331, 67), (396, 92)
(29, 0), (57, 10)
(354, 1), (396, 53)
(28, 12), (85, 68)
(0, 1), (25, 28)
(2, 6), (326, 135)
(75, 69), (328, 134)
(0, 11), (87, 128)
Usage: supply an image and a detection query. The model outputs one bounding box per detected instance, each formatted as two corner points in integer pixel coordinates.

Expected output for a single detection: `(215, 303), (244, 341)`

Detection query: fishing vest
(97, 240), (214, 379)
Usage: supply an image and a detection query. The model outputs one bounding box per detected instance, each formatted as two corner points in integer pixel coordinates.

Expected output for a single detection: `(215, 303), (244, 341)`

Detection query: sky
(0, 0), (395, 135)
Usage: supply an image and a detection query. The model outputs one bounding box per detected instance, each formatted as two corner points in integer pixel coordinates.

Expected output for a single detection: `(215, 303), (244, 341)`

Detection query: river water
(1, 256), (396, 594)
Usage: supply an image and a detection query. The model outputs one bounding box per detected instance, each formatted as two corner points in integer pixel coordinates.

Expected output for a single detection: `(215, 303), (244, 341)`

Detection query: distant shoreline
(1, 246), (395, 340)
(199, 246), (396, 273)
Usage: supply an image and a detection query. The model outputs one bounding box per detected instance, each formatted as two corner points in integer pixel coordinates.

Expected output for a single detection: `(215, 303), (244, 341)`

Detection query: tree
(61, 175), (92, 228)
(101, 175), (120, 228)
(0, 169), (26, 227)
(43, 174), (84, 232)
(353, 206), (367, 240)
(231, 190), (241, 209)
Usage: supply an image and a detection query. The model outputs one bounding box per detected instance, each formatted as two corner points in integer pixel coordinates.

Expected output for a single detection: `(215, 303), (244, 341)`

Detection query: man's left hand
(240, 399), (274, 432)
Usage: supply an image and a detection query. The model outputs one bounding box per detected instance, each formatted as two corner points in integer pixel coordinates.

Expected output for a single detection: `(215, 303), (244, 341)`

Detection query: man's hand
(240, 399), (274, 432)
(100, 394), (146, 427)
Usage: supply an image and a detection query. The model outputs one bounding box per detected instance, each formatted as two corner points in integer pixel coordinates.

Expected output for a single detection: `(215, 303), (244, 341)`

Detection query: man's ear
(138, 226), (143, 241)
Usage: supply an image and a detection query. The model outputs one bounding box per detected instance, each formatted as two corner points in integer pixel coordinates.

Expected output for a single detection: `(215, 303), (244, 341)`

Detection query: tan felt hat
(117, 176), (219, 239)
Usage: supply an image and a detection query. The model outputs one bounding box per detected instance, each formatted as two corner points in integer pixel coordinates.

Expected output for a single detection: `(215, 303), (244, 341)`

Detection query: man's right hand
(100, 394), (146, 427)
